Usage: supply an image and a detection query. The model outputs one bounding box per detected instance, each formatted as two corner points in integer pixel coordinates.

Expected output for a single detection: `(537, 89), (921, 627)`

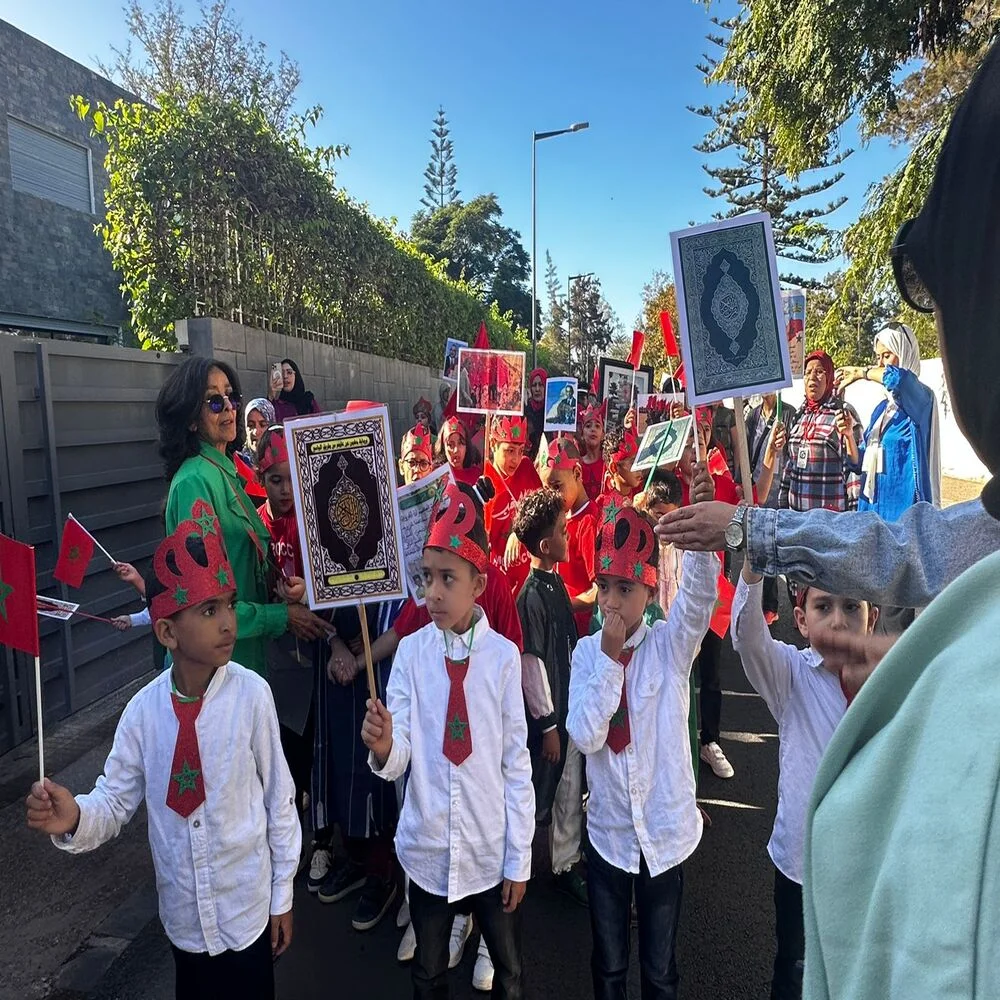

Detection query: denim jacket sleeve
(746, 499), (1000, 607)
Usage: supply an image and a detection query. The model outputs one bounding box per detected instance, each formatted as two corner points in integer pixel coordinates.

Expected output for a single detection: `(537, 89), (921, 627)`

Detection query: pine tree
(539, 252), (570, 373)
(690, 21), (851, 272)
(420, 106), (459, 211)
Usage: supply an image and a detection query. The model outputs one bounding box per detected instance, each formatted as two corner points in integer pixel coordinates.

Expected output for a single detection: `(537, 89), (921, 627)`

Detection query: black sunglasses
(204, 392), (241, 414)
(890, 219), (935, 314)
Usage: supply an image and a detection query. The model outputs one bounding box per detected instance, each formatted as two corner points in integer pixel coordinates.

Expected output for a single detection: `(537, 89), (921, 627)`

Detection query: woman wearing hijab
(269, 358), (321, 422)
(524, 367), (547, 461)
(836, 322), (941, 519)
(237, 397), (276, 468)
(777, 350), (860, 513)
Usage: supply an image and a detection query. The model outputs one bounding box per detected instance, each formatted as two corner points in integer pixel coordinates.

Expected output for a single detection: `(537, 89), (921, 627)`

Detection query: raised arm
(653, 550), (718, 674)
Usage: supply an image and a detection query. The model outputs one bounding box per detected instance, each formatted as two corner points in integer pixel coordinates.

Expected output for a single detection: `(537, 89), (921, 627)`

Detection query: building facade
(0, 19), (136, 342)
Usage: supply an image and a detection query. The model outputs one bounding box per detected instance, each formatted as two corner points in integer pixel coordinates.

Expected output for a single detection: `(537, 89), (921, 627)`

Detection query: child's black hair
(513, 488), (566, 557)
(645, 469), (683, 510)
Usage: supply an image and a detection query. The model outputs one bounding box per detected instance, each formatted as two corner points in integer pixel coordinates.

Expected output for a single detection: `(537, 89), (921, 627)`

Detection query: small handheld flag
(0, 533), (40, 656)
(627, 331), (645, 370)
(659, 312), (678, 357)
(53, 516), (98, 589)
(473, 321), (490, 351)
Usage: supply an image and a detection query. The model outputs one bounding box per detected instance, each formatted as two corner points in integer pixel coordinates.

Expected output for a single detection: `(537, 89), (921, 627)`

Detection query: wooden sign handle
(357, 603), (377, 703)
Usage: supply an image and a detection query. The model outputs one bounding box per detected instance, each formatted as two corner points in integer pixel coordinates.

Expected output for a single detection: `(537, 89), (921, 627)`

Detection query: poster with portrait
(284, 406), (407, 609)
(456, 348), (526, 416)
(441, 337), (466, 382)
(632, 415), (693, 473)
(544, 377), (579, 432)
(397, 464), (452, 607)
(670, 212), (793, 407)
(781, 287), (807, 380)
(598, 357), (654, 433)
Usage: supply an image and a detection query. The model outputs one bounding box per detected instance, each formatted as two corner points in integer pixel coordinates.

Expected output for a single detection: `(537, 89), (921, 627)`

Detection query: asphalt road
(11, 589), (798, 1000)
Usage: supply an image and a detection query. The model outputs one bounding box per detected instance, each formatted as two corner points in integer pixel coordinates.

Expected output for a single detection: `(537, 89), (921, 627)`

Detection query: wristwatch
(724, 504), (749, 551)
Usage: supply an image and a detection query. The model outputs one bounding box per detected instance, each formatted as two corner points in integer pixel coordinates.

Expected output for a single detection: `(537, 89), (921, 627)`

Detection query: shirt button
(193, 820), (201, 828)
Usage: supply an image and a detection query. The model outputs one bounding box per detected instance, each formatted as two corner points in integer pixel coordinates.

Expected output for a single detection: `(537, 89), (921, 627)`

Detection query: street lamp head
(570, 121), (589, 132)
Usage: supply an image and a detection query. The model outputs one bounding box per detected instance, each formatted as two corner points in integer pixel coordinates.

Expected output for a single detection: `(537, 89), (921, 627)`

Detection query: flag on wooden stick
(0, 533), (39, 656)
(659, 312), (678, 357)
(627, 331), (645, 370)
(53, 516), (97, 589)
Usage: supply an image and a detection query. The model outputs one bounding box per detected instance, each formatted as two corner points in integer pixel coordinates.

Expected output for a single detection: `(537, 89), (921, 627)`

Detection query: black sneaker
(554, 869), (589, 907)
(317, 860), (366, 904)
(351, 877), (399, 931)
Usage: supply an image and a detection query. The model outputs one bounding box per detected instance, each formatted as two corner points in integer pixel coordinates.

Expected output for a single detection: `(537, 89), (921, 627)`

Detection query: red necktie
(605, 648), (635, 754)
(443, 657), (473, 766)
(165, 694), (206, 817)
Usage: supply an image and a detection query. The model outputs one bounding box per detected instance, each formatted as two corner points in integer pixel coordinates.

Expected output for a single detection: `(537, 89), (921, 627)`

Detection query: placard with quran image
(284, 406), (407, 609)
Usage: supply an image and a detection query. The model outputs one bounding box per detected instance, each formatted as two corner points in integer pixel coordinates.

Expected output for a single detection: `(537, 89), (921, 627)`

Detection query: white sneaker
(397, 921), (417, 963)
(700, 741), (735, 779)
(307, 847), (332, 892)
(396, 898), (410, 929)
(448, 914), (473, 969)
(472, 937), (494, 992)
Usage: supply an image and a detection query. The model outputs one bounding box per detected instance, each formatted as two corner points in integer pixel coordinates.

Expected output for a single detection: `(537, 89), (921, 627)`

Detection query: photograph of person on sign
(670, 212), (793, 406)
(456, 347), (526, 416)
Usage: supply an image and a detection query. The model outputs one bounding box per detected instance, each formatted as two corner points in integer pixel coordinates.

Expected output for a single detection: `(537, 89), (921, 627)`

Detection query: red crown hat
(344, 400), (380, 412)
(413, 397), (433, 417)
(150, 500), (236, 622)
(441, 416), (467, 442)
(544, 436), (581, 471)
(258, 426), (289, 473)
(401, 423), (433, 461)
(695, 405), (713, 428)
(425, 481), (489, 573)
(594, 503), (658, 588)
(579, 400), (608, 426)
(492, 414), (528, 446)
(611, 432), (638, 465)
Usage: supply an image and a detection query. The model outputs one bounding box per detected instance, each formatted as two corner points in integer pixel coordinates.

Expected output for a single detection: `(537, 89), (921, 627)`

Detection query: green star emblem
(634, 561), (644, 579)
(194, 511), (217, 537)
(448, 713), (468, 741)
(173, 585), (189, 607)
(450, 535), (461, 549)
(0, 574), (12, 623)
(171, 760), (200, 795)
(604, 500), (621, 525)
(68, 545), (81, 562)
(512, 424), (522, 439)
(609, 706), (627, 729)
(215, 567), (230, 587)
(600, 554), (613, 571)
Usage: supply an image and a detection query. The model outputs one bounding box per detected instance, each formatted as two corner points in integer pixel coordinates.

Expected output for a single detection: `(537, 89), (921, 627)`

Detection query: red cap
(413, 397), (432, 417)
(258, 426), (289, 473)
(492, 414), (528, 446)
(544, 436), (581, 471)
(441, 416), (467, 442)
(401, 424), (433, 461)
(151, 500), (236, 621)
(425, 481), (489, 573)
(611, 432), (638, 465)
(579, 400), (608, 426)
(595, 503), (658, 588)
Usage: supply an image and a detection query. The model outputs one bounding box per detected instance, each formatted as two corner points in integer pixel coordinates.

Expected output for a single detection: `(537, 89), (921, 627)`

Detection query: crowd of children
(27, 383), (887, 1000)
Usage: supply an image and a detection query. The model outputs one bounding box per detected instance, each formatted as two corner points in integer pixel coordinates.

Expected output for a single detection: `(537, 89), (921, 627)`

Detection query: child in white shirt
(568, 468), (717, 1000)
(363, 478), (534, 999)
(26, 500), (300, 1000)
(732, 563), (878, 1000)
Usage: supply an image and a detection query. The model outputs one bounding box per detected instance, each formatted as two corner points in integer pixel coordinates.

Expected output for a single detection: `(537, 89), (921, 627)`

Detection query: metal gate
(0, 335), (179, 753)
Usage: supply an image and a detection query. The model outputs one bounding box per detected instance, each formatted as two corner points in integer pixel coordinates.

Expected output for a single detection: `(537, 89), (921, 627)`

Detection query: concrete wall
(0, 19), (134, 332)
(183, 316), (450, 441)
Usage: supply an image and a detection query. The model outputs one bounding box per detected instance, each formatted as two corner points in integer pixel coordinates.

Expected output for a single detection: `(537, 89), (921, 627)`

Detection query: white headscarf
(872, 324), (941, 506)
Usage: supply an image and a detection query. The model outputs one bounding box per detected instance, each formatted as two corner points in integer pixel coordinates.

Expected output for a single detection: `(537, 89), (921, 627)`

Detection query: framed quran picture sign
(670, 212), (793, 407)
(284, 406), (407, 609)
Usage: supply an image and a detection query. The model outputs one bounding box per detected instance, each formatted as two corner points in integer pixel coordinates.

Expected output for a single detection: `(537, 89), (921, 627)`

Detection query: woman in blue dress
(836, 321), (941, 521)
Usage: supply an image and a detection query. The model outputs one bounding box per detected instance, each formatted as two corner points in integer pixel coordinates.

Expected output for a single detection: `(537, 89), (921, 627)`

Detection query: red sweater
(557, 500), (599, 637)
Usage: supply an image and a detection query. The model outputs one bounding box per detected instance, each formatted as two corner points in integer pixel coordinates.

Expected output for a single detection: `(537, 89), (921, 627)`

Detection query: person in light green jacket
(156, 357), (330, 676)
(802, 41), (1000, 1000)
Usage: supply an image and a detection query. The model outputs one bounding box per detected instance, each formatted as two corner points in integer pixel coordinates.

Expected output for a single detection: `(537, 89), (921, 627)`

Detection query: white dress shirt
(371, 608), (535, 902)
(567, 550), (717, 877)
(54, 663), (301, 955)
(731, 576), (847, 884)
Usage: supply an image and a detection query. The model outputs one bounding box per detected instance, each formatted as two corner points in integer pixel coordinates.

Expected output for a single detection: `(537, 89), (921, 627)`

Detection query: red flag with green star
(709, 572), (736, 639)
(0, 533), (39, 656)
(53, 517), (95, 589)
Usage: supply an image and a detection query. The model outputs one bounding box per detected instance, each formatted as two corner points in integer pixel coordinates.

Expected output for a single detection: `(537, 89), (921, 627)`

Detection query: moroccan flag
(53, 517), (95, 589)
(707, 446), (730, 478)
(659, 312), (678, 357)
(234, 453), (268, 499)
(709, 572), (736, 639)
(0, 533), (39, 656)
(627, 331), (645, 370)
(473, 321), (490, 350)
(589, 366), (600, 397)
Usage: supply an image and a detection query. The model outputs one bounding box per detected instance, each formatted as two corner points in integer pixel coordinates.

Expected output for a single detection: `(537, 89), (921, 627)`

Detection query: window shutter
(8, 117), (92, 213)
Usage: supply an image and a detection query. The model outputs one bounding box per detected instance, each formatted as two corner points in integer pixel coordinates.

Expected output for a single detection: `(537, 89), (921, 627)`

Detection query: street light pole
(531, 121), (589, 369)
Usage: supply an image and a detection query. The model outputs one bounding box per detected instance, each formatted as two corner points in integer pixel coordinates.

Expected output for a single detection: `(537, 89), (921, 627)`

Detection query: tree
(101, 0), (302, 132)
(420, 106), (459, 211)
(636, 271), (682, 387)
(410, 194), (532, 329)
(690, 23), (850, 272)
(539, 251), (570, 373)
(568, 275), (620, 383)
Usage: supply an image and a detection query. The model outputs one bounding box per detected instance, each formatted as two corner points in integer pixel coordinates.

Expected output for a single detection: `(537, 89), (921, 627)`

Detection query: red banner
(0, 533), (39, 656)
(53, 517), (96, 589)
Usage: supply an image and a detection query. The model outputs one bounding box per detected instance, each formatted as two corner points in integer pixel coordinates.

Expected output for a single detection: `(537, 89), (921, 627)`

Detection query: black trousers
(409, 880), (524, 1000)
(771, 868), (804, 1000)
(762, 575), (780, 615)
(587, 848), (683, 1000)
(171, 924), (273, 1000)
(696, 629), (722, 745)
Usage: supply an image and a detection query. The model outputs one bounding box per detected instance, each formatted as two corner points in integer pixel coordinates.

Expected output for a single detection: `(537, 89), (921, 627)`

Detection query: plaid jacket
(778, 403), (859, 513)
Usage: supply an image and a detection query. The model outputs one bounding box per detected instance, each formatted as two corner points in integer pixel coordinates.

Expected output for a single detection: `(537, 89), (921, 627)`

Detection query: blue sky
(2, 0), (909, 332)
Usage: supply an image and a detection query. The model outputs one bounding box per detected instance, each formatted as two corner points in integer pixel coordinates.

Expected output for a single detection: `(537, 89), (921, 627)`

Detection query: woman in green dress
(155, 356), (329, 675)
